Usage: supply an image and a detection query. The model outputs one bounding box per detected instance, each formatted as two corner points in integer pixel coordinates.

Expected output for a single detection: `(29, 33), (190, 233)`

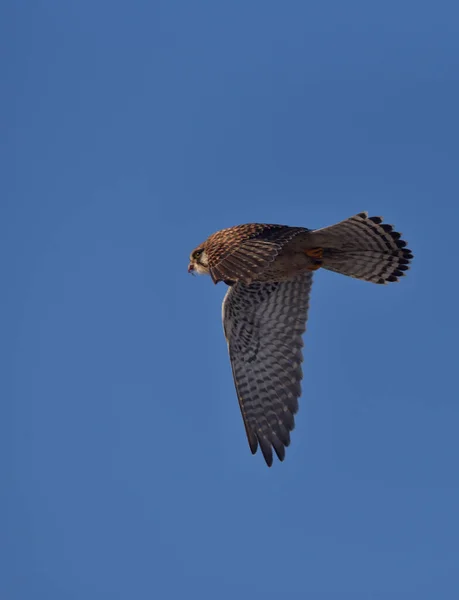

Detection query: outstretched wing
(207, 224), (307, 284)
(222, 273), (313, 466)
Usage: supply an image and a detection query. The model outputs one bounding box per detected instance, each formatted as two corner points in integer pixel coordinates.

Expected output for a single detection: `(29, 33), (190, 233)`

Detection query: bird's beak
(188, 262), (195, 274)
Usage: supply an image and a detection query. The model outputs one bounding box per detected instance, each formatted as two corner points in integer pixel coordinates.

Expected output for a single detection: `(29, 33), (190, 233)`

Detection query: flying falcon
(188, 212), (413, 466)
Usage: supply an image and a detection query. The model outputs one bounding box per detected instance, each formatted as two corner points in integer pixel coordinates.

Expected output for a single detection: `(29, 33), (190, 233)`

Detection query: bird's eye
(193, 249), (203, 260)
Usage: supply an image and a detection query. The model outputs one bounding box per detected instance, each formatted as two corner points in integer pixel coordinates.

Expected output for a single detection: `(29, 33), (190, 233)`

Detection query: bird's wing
(207, 224), (307, 284)
(222, 273), (313, 466)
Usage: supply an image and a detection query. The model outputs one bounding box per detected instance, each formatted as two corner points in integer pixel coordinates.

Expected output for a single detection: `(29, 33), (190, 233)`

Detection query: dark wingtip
(246, 431), (258, 455)
(272, 438), (286, 462)
(259, 437), (274, 467)
(263, 454), (273, 467)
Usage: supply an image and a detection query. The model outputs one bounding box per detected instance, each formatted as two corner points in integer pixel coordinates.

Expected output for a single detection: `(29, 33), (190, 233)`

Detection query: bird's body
(191, 223), (314, 282)
(188, 212), (413, 466)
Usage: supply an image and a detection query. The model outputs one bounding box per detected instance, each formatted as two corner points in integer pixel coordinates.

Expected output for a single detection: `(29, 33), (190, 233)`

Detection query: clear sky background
(3, 1), (459, 598)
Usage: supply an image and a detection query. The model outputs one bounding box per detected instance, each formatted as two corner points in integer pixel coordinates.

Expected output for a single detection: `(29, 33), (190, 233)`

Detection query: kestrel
(188, 212), (413, 466)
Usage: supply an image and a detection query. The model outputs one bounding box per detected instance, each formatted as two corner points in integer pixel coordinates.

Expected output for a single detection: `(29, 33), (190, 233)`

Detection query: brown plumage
(188, 212), (413, 466)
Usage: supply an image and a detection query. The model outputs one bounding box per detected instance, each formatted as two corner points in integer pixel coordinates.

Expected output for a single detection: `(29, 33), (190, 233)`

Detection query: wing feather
(207, 225), (307, 284)
(222, 273), (313, 466)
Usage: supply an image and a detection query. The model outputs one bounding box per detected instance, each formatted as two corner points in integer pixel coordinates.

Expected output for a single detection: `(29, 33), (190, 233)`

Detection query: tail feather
(309, 212), (413, 284)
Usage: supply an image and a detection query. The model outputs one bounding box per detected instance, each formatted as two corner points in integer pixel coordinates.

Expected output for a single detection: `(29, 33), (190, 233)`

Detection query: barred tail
(309, 212), (413, 284)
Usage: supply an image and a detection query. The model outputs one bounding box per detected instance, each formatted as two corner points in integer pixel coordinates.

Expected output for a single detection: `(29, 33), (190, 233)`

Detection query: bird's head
(188, 245), (210, 276)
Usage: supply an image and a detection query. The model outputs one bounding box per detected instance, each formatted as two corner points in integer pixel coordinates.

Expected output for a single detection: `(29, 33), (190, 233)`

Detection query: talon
(305, 247), (323, 271)
(305, 247), (324, 259)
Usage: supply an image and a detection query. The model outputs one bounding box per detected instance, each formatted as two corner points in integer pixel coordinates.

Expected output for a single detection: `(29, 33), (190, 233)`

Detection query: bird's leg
(305, 247), (324, 271)
(305, 247), (324, 259)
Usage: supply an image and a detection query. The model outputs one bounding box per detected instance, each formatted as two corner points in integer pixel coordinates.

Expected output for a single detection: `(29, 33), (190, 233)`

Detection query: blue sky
(3, 1), (459, 598)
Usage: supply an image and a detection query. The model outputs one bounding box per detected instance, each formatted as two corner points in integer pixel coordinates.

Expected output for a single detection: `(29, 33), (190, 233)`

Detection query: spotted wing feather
(207, 224), (307, 284)
(222, 273), (313, 466)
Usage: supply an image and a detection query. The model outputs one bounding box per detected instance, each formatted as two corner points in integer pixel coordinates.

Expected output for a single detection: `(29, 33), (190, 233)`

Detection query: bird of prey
(188, 212), (413, 466)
